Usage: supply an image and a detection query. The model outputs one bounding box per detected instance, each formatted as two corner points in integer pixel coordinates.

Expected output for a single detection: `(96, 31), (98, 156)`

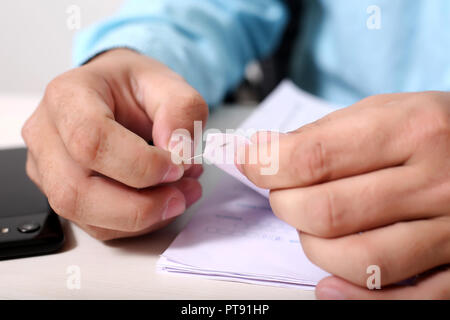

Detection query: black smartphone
(0, 148), (64, 260)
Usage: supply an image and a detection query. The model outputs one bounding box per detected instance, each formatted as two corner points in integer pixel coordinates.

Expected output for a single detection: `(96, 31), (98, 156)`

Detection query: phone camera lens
(17, 223), (40, 233)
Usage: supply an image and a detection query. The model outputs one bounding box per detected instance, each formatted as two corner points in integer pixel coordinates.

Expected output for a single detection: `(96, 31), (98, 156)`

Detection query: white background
(0, 0), (122, 95)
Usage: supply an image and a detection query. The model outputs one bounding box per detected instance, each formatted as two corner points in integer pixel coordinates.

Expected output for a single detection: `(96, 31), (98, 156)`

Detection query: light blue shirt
(74, 0), (450, 108)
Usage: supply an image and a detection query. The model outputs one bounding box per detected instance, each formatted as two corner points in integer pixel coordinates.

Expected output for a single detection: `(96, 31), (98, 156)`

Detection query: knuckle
(44, 74), (72, 104)
(21, 118), (33, 143)
(43, 71), (100, 119)
(177, 90), (208, 120)
(128, 150), (156, 188)
(44, 79), (61, 102)
(308, 189), (341, 237)
(67, 119), (106, 167)
(425, 102), (450, 137)
(186, 90), (207, 109)
(21, 113), (39, 146)
(409, 94), (450, 142)
(129, 206), (145, 232)
(46, 181), (80, 221)
(297, 140), (330, 184)
(128, 199), (155, 232)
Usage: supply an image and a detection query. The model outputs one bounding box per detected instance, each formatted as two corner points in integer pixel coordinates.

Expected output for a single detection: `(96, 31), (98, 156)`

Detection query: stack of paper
(157, 81), (338, 289)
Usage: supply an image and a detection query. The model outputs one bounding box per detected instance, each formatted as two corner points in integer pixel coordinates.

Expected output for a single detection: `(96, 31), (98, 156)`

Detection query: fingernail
(162, 163), (184, 183)
(163, 198), (186, 221)
(316, 287), (346, 300)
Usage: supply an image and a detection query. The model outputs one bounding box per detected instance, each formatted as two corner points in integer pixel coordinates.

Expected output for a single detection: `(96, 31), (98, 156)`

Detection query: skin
(22, 48), (208, 241)
(239, 92), (450, 299)
(23, 47), (449, 299)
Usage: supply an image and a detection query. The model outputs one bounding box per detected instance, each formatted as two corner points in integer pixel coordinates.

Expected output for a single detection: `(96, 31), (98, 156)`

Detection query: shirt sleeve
(73, 0), (288, 107)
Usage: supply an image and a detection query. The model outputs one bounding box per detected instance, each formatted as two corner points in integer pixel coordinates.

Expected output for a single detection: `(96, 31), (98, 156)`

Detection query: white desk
(0, 94), (314, 299)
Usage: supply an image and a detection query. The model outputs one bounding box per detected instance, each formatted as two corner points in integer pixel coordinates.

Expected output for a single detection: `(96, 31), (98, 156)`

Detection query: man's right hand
(22, 49), (208, 240)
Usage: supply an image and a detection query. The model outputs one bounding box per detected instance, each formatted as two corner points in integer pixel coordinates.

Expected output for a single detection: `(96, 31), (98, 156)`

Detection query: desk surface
(0, 94), (314, 299)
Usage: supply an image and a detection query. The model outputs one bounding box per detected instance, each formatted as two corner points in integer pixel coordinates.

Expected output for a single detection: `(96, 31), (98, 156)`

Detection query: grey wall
(0, 0), (122, 95)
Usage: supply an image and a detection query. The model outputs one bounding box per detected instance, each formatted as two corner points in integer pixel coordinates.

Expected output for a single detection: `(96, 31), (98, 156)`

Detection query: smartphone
(0, 148), (64, 260)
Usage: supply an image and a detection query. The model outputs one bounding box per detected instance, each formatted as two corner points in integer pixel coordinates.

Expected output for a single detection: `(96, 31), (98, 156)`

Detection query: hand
(239, 92), (450, 299)
(22, 49), (208, 240)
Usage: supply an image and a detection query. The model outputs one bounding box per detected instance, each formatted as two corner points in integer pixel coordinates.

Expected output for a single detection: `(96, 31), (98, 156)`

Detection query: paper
(158, 174), (330, 289)
(158, 80), (338, 289)
(238, 80), (337, 133)
(201, 80), (337, 197)
(202, 133), (269, 197)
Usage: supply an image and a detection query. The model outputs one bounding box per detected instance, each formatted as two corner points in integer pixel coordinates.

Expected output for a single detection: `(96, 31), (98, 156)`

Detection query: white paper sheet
(158, 175), (330, 289)
(158, 80), (338, 289)
(202, 80), (337, 197)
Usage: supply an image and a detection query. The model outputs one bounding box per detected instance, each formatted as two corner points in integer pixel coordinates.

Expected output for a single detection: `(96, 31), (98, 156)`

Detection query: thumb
(132, 59), (208, 154)
(153, 85), (208, 153)
(153, 82), (208, 170)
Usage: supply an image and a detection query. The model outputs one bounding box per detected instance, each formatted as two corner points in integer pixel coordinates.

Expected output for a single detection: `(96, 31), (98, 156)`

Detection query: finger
(170, 177), (203, 207)
(53, 64), (155, 142)
(77, 177), (202, 241)
(66, 177), (187, 232)
(291, 92), (414, 135)
(299, 217), (450, 287)
(270, 165), (444, 238)
(88, 52), (209, 162)
(24, 109), (188, 232)
(44, 77), (184, 189)
(132, 64), (209, 156)
(67, 177), (200, 234)
(240, 98), (416, 189)
(316, 267), (450, 299)
(75, 220), (172, 241)
(184, 164), (204, 179)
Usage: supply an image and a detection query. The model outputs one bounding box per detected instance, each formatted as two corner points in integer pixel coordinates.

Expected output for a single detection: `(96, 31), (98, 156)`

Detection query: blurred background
(0, 0), (267, 102)
(0, 0), (122, 95)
